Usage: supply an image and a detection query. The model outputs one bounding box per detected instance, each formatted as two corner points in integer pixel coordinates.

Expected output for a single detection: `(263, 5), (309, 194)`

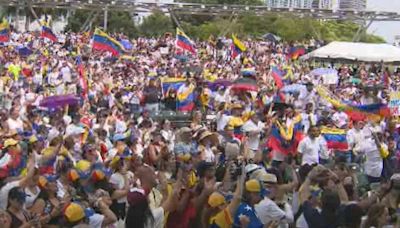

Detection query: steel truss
(0, 0), (400, 21)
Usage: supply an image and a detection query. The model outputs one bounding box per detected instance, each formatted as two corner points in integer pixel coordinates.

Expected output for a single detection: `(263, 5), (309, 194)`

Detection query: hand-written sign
(389, 91), (400, 116)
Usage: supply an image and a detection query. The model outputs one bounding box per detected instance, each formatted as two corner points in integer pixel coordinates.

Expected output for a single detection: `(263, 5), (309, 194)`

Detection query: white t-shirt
(109, 173), (127, 204)
(216, 112), (231, 132)
(298, 136), (328, 165)
(88, 213), (104, 228)
(7, 117), (24, 131)
(24, 186), (40, 208)
(0, 180), (20, 209)
(146, 207), (164, 228)
(255, 198), (293, 227)
(242, 120), (264, 151)
(362, 138), (384, 178)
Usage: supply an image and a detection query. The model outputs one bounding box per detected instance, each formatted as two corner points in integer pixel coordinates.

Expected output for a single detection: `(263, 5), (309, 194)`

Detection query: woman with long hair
(363, 204), (389, 228)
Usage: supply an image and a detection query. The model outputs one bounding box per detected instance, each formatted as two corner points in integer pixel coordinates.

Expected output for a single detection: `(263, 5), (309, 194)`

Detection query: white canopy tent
(302, 41), (400, 63)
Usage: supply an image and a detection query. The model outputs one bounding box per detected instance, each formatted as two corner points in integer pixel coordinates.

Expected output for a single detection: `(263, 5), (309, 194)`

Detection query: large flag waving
(231, 34), (246, 59)
(176, 28), (196, 55)
(41, 17), (58, 42)
(92, 28), (125, 56)
(0, 18), (10, 42)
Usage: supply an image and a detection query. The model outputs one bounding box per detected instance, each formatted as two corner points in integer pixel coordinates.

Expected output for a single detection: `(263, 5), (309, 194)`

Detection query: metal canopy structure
(1, 0), (400, 21)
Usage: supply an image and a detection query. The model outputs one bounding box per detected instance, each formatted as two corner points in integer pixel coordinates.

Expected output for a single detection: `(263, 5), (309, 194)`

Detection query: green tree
(65, 10), (137, 37)
(138, 11), (173, 37)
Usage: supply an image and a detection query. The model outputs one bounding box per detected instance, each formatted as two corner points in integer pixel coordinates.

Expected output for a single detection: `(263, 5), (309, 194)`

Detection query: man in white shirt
(242, 112), (265, 159)
(255, 173), (294, 228)
(298, 125), (328, 165)
(301, 103), (318, 134)
(332, 108), (349, 129)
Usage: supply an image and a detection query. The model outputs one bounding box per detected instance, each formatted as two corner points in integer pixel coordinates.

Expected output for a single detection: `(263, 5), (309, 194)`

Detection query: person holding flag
(175, 28), (196, 55)
(40, 16), (58, 43)
(231, 34), (246, 59)
(0, 18), (10, 43)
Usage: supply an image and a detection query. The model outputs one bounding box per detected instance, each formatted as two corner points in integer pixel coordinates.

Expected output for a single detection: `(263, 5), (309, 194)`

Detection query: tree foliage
(62, 10), (385, 43)
(138, 11), (173, 37)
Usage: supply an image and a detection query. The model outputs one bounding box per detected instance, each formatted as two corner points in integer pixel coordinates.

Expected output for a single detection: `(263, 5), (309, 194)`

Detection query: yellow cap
(64, 203), (85, 223)
(245, 179), (262, 192)
(208, 192), (226, 208)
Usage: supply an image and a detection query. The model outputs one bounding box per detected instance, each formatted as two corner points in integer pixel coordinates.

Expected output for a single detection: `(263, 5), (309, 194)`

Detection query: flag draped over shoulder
(175, 28), (196, 55)
(316, 85), (390, 121)
(0, 18), (10, 42)
(92, 28), (125, 56)
(320, 127), (348, 151)
(231, 34), (246, 59)
(76, 55), (88, 98)
(161, 77), (186, 95)
(41, 18), (58, 42)
(267, 115), (304, 155)
(177, 84), (195, 112)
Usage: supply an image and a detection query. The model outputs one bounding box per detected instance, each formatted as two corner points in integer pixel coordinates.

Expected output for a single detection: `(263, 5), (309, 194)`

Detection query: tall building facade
(339, 0), (366, 10)
(265, 0), (365, 10)
(265, 0), (333, 9)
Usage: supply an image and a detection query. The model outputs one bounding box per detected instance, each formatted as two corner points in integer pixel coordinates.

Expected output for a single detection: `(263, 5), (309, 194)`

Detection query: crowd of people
(0, 27), (399, 228)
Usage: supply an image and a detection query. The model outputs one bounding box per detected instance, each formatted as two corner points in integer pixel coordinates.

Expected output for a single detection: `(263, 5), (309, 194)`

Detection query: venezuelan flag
(0, 18), (10, 42)
(231, 34), (246, 59)
(41, 19), (58, 42)
(316, 85), (390, 121)
(241, 68), (256, 77)
(288, 46), (305, 60)
(177, 84), (195, 112)
(92, 28), (125, 56)
(161, 77), (186, 95)
(176, 28), (196, 55)
(321, 127), (348, 151)
(271, 66), (285, 89)
(267, 116), (304, 155)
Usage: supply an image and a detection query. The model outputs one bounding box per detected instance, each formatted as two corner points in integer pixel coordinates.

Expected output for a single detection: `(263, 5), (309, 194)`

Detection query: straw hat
(198, 131), (219, 146)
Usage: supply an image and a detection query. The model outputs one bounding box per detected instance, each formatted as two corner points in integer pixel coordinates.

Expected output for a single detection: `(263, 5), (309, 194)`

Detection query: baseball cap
(208, 192), (226, 208)
(245, 179), (267, 197)
(63, 203), (92, 223)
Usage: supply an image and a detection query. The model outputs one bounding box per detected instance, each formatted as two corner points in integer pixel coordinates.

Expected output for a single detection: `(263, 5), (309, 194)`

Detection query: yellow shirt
(209, 208), (233, 228)
(8, 64), (21, 80)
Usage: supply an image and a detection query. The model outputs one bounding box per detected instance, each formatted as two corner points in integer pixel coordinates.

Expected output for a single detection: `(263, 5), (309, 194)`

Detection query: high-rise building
(265, 0), (315, 8)
(311, 0), (333, 9)
(339, 0), (366, 10)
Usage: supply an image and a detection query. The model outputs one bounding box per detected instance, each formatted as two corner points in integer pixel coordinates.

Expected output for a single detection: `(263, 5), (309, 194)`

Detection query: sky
(367, 0), (400, 43)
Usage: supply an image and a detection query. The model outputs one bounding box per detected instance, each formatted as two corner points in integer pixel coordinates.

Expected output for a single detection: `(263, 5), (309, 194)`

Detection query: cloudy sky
(367, 0), (400, 43)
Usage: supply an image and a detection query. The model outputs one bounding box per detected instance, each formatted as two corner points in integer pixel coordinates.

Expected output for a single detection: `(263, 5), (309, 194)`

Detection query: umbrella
(206, 79), (232, 91)
(262, 33), (281, 42)
(231, 78), (258, 92)
(39, 94), (80, 109)
(310, 68), (338, 77)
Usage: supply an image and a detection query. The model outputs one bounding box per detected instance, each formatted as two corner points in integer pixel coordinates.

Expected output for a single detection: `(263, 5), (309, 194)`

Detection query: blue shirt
(233, 203), (263, 228)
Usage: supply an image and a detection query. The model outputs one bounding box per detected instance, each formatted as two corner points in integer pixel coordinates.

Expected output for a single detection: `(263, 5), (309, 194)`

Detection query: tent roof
(302, 41), (400, 63)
